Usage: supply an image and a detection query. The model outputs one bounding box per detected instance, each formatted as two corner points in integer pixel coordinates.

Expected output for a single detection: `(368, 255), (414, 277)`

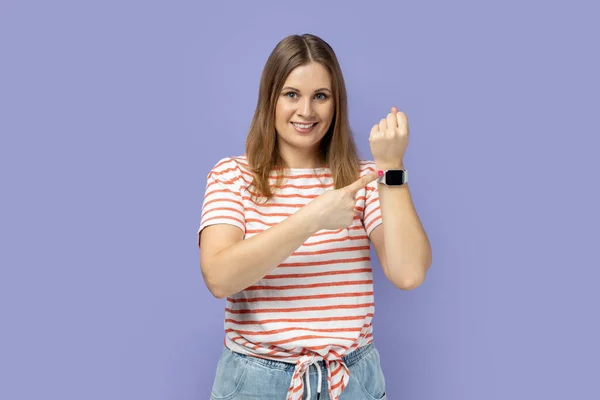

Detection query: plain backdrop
(1, 1), (599, 399)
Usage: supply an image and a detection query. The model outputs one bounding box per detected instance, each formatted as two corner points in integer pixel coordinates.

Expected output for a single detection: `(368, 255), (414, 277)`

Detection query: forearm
(206, 207), (318, 298)
(378, 178), (432, 288)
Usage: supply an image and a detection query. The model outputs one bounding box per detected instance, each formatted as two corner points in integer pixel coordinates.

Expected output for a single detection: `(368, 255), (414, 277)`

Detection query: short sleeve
(197, 157), (246, 237)
(362, 163), (382, 236)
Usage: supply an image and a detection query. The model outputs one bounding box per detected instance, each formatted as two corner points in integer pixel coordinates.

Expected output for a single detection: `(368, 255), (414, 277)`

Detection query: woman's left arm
(368, 107), (432, 290)
(370, 182), (432, 290)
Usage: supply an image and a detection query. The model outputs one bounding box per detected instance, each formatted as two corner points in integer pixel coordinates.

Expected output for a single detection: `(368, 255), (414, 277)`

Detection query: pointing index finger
(345, 171), (379, 194)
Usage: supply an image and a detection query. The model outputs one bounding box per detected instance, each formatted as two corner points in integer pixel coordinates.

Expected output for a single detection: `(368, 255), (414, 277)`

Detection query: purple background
(1, 1), (599, 399)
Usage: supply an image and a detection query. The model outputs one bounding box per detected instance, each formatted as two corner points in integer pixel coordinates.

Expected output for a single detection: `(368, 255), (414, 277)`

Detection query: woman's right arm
(199, 205), (319, 298)
(199, 172), (378, 298)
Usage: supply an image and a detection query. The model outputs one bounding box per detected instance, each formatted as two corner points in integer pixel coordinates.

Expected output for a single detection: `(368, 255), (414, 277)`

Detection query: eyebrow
(282, 86), (332, 93)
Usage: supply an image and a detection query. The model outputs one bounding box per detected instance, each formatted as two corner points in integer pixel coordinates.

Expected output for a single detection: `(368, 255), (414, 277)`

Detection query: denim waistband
(229, 343), (374, 372)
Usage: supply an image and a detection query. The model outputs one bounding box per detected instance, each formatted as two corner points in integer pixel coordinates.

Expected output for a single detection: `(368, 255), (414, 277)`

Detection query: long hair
(245, 34), (360, 200)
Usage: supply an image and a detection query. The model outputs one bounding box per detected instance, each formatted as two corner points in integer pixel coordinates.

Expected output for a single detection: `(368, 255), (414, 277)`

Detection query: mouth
(291, 122), (318, 133)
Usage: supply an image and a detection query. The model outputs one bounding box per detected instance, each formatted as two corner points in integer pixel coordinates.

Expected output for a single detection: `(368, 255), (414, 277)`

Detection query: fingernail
(378, 170), (384, 176)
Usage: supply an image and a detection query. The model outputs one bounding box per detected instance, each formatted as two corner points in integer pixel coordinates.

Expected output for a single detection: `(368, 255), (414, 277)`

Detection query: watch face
(386, 170), (406, 185)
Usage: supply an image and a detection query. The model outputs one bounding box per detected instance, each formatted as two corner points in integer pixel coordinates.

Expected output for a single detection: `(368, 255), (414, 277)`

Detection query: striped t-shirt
(198, 155), (383, 399)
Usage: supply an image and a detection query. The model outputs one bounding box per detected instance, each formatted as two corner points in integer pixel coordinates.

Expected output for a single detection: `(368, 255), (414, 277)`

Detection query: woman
(198, 33), (431, 400)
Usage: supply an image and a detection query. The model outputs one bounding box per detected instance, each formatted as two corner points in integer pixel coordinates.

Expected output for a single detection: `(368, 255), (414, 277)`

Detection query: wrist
(297, 203), (322, 235)
(375, 162), (405, 170)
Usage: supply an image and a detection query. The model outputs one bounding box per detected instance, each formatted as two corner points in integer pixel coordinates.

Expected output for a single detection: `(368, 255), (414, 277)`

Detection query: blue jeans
(210, 343), (387, 399)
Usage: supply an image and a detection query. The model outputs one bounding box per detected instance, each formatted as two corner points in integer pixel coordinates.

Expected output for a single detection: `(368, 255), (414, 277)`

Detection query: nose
(297, 97), (315, 118)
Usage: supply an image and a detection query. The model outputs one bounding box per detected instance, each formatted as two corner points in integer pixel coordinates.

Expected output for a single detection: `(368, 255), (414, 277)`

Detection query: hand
(369, 106), (409, 169)
(305, 172), (380, 231)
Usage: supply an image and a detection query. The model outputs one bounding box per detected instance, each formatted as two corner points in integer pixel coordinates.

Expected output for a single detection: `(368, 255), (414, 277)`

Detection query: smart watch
(377, 169), (408, 186)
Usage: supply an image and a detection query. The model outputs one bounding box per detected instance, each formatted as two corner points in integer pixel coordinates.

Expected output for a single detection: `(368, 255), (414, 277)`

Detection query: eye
(315, 93), (329, 100)
(284, 92), (298, 99)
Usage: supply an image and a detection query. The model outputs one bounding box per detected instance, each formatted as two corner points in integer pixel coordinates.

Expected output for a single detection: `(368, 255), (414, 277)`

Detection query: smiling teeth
(293, 123), (315, 129)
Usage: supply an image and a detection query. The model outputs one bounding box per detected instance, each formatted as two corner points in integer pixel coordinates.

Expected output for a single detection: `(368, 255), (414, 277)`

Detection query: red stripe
(244, 206), (293, 217)
(245, 216), (361, 228)
(226, 162), (334, 181)
(244, 192), (318, 200)
(291, 245), (370, 257)
(262, 334), (357, 346)
(224, 313), (373, 325)
(226, 326), (364, 336)
(269, 182), (334, 190)
(246, 279), (373, 291)
(245, 225), (364, 236)
(365, 195), (378, 208)
(365, 215), (382, 231)
(301, 234), (368, 247)
(227, 291), (373, 303)
(207, 175), (238, 186)
(202, 197), (244, 209)
(278, 256), (371, 268)
(364, 205), (380, 221)
(201, 206), (244, 220)
(201, 215), (244, 226)
(225, 302), (374, 314)
(263, 268), (371, 280)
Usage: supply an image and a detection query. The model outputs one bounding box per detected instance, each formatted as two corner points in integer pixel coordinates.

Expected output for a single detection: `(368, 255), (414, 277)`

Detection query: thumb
(344, 171), (379, 194)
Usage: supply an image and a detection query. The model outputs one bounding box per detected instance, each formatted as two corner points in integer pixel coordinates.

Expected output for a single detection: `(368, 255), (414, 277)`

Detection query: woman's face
(274, 62), (335, 162)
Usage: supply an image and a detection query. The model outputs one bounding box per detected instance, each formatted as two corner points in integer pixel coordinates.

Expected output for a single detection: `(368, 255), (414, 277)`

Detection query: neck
(279, 147), (325, 169)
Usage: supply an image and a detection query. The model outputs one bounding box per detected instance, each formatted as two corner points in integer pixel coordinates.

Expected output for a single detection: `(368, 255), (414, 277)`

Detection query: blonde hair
(245, 34), (360, 200)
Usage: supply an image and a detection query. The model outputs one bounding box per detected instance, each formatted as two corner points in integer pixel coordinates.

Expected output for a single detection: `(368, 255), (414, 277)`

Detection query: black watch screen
(385, 170), (406, 185)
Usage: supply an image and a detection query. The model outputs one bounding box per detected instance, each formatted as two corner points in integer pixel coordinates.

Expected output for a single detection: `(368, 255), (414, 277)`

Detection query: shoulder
(207, 155), (252, 184)
(208, 155), (249, 173)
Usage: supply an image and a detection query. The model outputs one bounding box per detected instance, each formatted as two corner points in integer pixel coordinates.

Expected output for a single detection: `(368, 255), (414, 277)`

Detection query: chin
(288, 132), (325, 145)
(279, 134), (321, 152)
